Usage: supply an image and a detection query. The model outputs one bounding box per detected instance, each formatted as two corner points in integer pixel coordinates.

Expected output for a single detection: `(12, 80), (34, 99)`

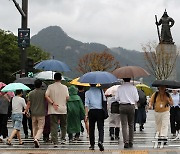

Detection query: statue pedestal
(156, 44), (177, 80)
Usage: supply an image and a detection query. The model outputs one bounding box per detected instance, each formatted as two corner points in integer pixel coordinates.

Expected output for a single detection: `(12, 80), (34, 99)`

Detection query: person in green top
(67, 85), (85, 142)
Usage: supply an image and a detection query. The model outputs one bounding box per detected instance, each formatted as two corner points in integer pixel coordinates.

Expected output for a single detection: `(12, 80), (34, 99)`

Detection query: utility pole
(12, 0), (29, 77)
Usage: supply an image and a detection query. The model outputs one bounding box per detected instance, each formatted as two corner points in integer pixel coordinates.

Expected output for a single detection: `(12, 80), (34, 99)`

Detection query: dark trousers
(88, 109), (104, 146)
(43, 115), (50, 140)
(50, 114), (67, 144)
(22, 114), (32, 136)
(0, 114), (8, 138)
(119, 104), (135, 143)
(109, 127), (120, 137)
(170, 107), (180, 134)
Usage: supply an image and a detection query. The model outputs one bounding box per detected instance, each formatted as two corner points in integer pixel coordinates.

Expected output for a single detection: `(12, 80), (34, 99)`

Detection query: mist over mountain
(31, 25), (171, 84)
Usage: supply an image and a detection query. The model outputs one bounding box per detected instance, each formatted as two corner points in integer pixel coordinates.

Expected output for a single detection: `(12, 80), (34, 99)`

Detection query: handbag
(100, 90), (109, 119)
(111, 101), (120, 114)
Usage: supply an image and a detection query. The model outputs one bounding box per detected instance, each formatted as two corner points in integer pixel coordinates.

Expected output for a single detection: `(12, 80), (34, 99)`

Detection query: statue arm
(156, 19), (162, 26)
(169, 18), (175, 27)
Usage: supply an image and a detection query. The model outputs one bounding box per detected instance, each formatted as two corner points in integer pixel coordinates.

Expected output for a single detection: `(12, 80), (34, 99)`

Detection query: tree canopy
(0, 29), (50, 83)
(77, 51), (120, 74)
(142, 41), (179, 80)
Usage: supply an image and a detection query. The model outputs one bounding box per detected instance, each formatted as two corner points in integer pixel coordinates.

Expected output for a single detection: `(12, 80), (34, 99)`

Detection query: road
(0, 110), (180, 153)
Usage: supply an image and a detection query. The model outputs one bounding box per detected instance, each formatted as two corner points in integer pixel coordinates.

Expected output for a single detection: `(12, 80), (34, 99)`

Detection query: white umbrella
(105, 85), (120, 96)
(34, 71), (65, 80)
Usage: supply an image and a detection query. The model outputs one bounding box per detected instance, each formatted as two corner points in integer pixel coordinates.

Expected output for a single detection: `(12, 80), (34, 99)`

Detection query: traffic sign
(18, 28), (30, 48)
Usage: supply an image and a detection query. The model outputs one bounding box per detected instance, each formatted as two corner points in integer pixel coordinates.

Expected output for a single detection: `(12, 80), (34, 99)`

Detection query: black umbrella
(14, 77), (35, 85)
(152, 80), (180, 89)
(14, 77), (47, 90)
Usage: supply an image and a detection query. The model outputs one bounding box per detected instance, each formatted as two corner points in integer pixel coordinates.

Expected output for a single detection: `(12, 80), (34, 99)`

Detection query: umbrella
(1, 83), (31, 92)
(14, 77), (36, 85)
(105, 85), (120, 96)
(136, 83), (153, 96)
(34, 59), (70, 72)
(70, 77), (90, 86)
(78, 71), (118, 84)
(34, 71), (65, 80)
(152, 80), (180, 89)
(112, 66), (150, 79)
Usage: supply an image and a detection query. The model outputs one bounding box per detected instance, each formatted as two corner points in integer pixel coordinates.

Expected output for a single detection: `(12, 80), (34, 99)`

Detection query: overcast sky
(1, 0), (180, 51)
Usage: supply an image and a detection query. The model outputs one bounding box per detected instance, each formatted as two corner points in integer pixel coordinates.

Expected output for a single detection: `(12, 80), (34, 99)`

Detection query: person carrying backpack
(149, 85), (173, 142)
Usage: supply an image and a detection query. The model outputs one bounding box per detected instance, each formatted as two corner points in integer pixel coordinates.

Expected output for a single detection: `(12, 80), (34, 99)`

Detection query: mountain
(31, 25), (180, 84)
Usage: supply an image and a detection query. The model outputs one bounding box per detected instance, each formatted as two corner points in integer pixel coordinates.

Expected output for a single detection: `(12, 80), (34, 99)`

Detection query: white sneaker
(155, 131), (159, 139)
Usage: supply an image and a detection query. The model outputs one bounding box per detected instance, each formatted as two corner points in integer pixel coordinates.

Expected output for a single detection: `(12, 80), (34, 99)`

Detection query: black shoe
(89, 145), (95, 150)
(34, 139), (39, 148)
(140, 126), (143, 131)
(98, 142), (104, 151)
(25, 135), (28, 139)
(110, 134), (114, 140)
(129, 142), (133, 148)
(124, 143), (129, 148)
(115, 136), (120, 140)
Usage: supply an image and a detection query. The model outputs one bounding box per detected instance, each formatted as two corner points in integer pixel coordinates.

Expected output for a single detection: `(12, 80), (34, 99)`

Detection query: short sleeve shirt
(46, 82), (69, 114)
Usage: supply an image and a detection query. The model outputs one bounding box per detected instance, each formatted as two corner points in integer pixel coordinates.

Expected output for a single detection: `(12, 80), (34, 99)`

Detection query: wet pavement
(0, 110), (180, 153)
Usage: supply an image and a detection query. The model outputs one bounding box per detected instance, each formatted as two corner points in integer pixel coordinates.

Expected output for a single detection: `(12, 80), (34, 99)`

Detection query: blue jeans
(12, 113), (23, 131)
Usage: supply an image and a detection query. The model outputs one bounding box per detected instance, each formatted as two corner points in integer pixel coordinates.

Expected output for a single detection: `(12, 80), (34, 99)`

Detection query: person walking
(0, 87), (10, 142)
(77, 85), (89, 138)
(149, 85), (173, 142)
(115, 78), (139, 148)
(45, 72), (69, 147)
(170, 89), (180, 137)
(7, 90), (26, 145)
(67, 85), (85, 142)
(105, 87), (120, 140)
(85, 84), (105, 151)
(136, 89), (147, 131)
(25, 79), (46, 148)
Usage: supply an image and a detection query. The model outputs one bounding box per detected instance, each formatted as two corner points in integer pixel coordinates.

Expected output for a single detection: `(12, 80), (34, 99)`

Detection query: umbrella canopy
(112, 66), (150, 79)
(105, 85), (120, 96)
(136, 83), (153, 96)
(152, 80), (180, 89)
(34, 59), (70, 72)
(34, 71), (65, 80)
(70, 77), (90, 86)
(78, 71), (118, 84)
(14, 77), (36, 85)
(1, 83), (31, 92)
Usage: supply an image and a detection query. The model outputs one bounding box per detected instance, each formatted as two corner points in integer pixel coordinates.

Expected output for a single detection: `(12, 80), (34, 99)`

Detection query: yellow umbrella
(136, 83), (153, 96)
(70, 77), (90, 86)
(70, 77), (101, 87)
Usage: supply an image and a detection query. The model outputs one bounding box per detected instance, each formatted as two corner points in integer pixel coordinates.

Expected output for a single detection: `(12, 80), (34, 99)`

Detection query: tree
(77, 51), (120, 73)
(142, 41), (179, 80)
(0, 29), (50, 83)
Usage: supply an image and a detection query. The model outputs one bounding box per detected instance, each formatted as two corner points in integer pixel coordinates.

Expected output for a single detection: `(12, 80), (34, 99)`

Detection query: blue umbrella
(34, 59), (70, 72)
(78, 71), (118, 84)
(1, 83), (31, 92)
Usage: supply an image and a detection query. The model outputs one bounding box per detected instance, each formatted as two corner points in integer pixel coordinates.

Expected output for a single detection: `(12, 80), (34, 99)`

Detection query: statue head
(162, 9), (169, 17)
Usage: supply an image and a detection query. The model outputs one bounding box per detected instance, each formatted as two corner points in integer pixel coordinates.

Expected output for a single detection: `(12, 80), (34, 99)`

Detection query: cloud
(0, 0), (180, 51)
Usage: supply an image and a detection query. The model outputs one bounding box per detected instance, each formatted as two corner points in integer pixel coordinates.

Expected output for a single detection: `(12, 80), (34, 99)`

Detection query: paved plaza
(0, 110), (180, 153)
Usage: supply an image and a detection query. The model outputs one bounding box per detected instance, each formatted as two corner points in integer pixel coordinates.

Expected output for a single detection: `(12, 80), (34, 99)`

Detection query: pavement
(0, 110), (180, 153)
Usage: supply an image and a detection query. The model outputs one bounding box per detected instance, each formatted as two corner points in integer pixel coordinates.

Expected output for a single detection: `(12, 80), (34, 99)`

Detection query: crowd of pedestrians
(0, 74), (180, 151)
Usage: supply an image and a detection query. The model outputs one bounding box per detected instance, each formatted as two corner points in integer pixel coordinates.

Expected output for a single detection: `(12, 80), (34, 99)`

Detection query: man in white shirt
(115, 78), (139, 148)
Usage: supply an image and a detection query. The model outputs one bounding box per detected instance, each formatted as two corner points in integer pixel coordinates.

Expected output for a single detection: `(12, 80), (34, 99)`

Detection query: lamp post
(12, 0), (29, 77)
